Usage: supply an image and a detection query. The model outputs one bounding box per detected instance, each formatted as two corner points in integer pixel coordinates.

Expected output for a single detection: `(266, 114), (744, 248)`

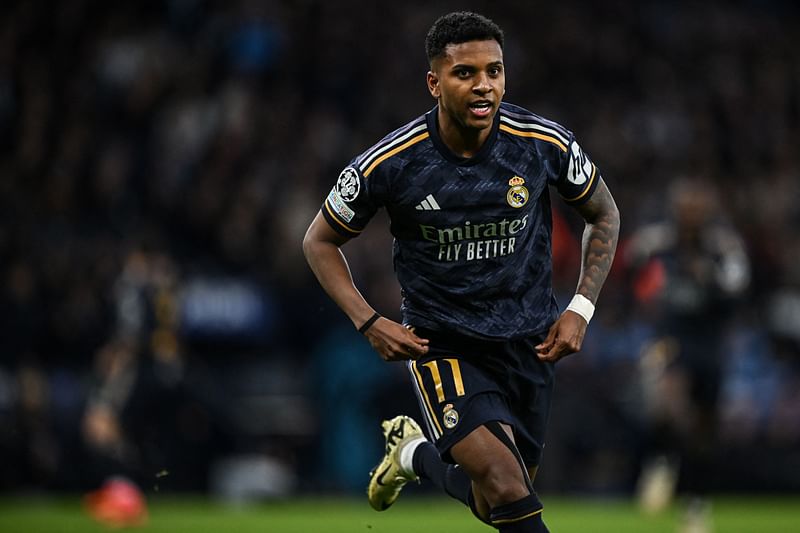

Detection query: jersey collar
(426, 104), (501, 166)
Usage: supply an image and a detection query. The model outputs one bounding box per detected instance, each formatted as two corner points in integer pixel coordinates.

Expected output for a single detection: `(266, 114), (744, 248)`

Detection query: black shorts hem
(433, 392), (515, 464)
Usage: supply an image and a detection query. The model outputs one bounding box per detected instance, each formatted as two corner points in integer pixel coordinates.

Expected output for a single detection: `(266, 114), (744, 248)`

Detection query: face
(427, 39), (505, 132)
(671, 182), (715, 232)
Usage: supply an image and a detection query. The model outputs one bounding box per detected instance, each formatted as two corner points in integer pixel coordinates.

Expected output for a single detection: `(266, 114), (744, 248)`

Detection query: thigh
(450, 423), (531, 508)
(407, 353), (513, 463)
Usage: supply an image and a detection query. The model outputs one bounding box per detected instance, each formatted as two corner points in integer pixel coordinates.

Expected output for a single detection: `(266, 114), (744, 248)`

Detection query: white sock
(399, 436), (427, 477)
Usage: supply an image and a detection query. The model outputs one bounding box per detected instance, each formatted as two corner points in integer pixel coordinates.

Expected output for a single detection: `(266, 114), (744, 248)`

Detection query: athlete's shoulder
(497, 102), (570, 153)
(354, 113), (431, 178)
(499, 102), (601, 205)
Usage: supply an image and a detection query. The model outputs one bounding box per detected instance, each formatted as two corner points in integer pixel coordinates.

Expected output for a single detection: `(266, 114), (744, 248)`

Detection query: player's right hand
(364, 318), (429, 361)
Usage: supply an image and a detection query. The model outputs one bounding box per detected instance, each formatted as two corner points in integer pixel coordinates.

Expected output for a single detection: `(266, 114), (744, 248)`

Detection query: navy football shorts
(406, 326), (555, 467)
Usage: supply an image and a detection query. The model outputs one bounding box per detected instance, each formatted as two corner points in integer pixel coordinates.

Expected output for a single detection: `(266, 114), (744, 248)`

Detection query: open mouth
(469, 101), (493, 117)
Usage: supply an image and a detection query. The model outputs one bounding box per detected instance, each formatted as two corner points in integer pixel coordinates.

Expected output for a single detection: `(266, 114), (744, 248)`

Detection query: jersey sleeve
(550, 134), (600, 206)
(321, 163), (382, 238)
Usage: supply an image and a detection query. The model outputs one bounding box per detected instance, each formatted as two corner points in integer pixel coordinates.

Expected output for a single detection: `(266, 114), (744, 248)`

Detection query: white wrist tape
(566, 294), (595, 323)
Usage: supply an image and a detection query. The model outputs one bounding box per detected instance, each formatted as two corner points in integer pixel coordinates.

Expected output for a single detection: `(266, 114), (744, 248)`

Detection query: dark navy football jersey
(321, 102), (600, 340)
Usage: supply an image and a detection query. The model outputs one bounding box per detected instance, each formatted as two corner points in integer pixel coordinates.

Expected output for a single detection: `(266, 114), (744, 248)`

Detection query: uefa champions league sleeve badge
(336, 167), (361, 202)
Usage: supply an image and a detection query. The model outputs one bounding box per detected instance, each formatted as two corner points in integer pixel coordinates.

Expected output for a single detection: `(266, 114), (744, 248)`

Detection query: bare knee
(474, 460), (529, 506)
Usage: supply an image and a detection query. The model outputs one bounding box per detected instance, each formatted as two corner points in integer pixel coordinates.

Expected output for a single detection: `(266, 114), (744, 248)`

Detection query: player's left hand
(535, 311), (587, 362)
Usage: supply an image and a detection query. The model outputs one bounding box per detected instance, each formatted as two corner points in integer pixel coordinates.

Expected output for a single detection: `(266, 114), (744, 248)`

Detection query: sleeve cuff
(560, 164), (599, 206)
(321, 202), (363, 237)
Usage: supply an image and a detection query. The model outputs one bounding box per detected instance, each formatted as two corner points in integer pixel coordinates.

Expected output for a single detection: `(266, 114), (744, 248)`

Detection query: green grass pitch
(1, 495), (799, 532)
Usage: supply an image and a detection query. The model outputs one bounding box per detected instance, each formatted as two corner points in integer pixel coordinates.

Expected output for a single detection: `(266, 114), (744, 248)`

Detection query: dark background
(1, 0), (799, 499)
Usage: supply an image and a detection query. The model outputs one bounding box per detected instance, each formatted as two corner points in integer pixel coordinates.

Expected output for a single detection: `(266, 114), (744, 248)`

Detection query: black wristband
(358, 312), (381, 334)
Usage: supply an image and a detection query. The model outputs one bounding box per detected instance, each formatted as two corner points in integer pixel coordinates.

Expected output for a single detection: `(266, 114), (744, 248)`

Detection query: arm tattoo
(573, 179), (620, 304)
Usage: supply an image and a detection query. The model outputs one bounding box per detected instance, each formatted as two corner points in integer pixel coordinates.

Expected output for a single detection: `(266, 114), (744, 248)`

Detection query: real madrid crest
(506, 176), (528, 208)
(442, 403), (459, 429)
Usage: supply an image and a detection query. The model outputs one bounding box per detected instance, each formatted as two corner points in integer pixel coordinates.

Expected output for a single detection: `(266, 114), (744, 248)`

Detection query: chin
(466, 114), (495, 130)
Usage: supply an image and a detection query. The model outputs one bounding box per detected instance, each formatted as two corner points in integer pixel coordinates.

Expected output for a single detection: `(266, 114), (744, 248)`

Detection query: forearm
(302, 212), (429, 360)
(574, 180), (620, 304)
(303, 230), (375, 329)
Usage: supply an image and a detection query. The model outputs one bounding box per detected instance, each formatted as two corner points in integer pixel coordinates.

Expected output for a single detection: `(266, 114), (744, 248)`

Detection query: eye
(488, 66), (502, 76)
(456, 69), (471, 79)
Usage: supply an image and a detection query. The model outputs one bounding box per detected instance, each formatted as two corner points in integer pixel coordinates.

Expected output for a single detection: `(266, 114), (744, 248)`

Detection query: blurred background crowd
(1, 0), (799, 504)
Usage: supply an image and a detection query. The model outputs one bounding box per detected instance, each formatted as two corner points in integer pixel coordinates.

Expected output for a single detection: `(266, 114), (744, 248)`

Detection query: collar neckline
(426, 105), (500, 166)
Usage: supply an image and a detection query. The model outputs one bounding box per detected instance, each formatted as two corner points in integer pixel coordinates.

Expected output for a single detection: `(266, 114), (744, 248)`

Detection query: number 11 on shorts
(422, 359), (465, 402)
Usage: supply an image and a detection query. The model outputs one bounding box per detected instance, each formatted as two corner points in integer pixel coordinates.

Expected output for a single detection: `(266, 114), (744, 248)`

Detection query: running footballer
(303, 11), (620, 532)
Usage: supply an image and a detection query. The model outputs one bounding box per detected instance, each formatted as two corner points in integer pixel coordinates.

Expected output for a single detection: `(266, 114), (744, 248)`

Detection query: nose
(473, 72), (492, 94)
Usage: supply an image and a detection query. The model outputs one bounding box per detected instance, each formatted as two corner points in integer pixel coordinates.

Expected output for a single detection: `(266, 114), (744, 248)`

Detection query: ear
(426, 70), (440, 99)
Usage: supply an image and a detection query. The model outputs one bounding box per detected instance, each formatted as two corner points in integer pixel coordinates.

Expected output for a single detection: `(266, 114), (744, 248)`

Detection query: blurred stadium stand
(0, 0), (799, 499)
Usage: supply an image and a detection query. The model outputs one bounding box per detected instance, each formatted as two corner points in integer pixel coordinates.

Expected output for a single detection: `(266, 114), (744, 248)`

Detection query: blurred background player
(81, 246), (232, 525)
(629, 178), (750, 532)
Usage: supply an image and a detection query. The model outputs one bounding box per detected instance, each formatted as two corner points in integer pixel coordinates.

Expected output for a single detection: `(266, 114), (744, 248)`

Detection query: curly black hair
(425, 11), (504, 63)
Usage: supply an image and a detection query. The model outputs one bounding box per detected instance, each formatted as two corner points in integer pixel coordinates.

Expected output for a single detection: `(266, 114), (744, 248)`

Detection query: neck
(437, 107), (491, 158)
